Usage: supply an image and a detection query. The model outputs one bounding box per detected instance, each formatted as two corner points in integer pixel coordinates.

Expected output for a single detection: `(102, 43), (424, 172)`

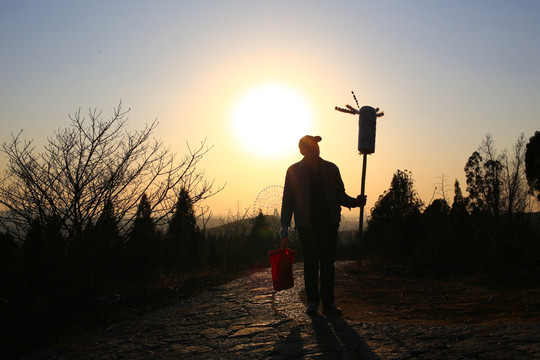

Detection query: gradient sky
(1, 1), (539, 220)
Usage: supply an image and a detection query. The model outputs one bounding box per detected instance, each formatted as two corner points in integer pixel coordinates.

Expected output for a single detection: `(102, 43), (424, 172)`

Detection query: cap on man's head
(298, 135), (322, 155)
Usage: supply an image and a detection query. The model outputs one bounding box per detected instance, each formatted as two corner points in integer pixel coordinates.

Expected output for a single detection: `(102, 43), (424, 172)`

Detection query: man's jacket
(280, 157), (357, 227)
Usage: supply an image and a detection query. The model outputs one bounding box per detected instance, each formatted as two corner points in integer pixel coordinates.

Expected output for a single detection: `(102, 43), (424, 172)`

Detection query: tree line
(364, 132), (540, 274)
(0, 103), (538, 356)
(0, 105), (276, 357)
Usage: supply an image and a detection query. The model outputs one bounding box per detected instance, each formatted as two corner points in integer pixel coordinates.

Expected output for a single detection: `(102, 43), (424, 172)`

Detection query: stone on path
(27, 262), (540, 359)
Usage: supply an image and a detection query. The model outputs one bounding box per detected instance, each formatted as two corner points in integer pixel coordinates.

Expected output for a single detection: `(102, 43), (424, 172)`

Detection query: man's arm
(280, 167), (296, 239)
(334, 164), (366, 208)
(280, 167), (295, 227)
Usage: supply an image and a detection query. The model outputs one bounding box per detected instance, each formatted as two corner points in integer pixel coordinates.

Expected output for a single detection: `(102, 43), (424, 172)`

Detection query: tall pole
(358, 153), (367, 276)
(335, 93), (384, 278)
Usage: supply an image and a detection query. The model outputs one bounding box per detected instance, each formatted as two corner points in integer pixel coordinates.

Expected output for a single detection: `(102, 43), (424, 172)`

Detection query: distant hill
(203, 214), (281, 238)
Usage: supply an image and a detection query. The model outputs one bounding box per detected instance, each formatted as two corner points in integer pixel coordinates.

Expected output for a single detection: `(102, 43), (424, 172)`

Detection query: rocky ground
(26, 261), (540, 359)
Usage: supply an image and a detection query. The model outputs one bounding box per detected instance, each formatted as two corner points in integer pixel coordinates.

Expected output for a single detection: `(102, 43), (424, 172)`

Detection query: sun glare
(231, 84), (314, 158)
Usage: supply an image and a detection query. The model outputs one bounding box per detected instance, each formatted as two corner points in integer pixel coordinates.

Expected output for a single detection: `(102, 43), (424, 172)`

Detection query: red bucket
(269, 239), (296, 291)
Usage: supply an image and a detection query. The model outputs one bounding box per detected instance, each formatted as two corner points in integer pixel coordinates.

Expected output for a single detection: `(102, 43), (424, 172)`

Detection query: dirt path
(27, 262), (540, 359)
(335, 262), (540, 326)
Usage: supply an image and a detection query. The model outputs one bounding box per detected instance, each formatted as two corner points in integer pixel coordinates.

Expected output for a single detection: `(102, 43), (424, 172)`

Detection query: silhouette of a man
(280, 135), (366, 316)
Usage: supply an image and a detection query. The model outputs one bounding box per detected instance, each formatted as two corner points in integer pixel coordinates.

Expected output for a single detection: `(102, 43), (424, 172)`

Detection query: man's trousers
(297, 223), (339, 305)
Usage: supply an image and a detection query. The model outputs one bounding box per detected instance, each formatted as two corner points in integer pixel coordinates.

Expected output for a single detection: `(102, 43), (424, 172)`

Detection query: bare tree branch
(0, 104), (220, 241)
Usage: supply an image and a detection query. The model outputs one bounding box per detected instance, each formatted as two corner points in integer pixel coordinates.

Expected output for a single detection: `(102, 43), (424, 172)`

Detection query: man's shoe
(305, 302), (318, 315)
(322, 303), (342, 316)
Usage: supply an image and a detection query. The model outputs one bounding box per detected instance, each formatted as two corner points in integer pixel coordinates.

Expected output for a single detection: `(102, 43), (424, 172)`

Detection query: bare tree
(0, 103), (220, 240)
(465, 134), (503, 215)
(501, 133), (528, 216)
(465, 133), (532, 217)
(479, 134), (504, 216)
(430, 173), (450, 205)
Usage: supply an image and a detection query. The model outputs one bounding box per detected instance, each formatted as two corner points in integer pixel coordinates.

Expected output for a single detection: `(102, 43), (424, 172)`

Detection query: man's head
(299, 135), (322, 157)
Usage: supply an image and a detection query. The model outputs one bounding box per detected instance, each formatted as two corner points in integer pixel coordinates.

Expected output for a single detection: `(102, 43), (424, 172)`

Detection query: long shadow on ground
(312, 314), (380, 359)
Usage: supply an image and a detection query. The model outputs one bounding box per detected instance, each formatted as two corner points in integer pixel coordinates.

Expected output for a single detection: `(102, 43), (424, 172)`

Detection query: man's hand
(356, 195), (367, 207)
(280, 226), (289, 239)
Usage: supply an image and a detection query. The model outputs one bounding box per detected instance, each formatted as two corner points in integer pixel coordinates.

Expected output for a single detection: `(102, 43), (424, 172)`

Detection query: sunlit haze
(231, 84), (314, 158)
(1, 1), (539, 219)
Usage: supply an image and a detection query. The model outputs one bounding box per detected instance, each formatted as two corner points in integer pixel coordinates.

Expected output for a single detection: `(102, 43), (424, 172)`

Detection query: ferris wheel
(253, 185), (284, 218)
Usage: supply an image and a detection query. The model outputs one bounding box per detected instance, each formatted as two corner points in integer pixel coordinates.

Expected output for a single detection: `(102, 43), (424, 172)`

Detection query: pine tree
(451, 179), (468, 216)
(83, 199), (122, 295)
(167, 188), (200, 270)
(370, 170), (423, 221)
(125, 193), (161, 292)
(367, 170), (424, 260)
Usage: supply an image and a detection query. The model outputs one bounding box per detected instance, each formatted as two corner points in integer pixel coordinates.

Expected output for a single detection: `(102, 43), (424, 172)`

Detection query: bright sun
(231, 84), (314, 158)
